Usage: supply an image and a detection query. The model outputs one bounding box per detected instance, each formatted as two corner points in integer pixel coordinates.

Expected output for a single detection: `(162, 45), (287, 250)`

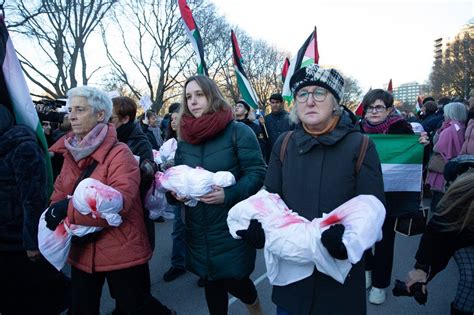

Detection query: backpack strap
(71, 160), (99, 193)
(279, 131), (294, 163)
(355, 135), (369, 175)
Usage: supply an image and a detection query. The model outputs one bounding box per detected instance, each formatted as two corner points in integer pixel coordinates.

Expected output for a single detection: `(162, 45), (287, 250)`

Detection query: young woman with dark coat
(360, 89), (429, 305)
(171, 75), (266, 315)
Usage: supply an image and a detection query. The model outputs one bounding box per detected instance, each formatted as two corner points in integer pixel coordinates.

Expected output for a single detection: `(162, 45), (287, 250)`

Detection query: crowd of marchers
(1, 63), (473, 315)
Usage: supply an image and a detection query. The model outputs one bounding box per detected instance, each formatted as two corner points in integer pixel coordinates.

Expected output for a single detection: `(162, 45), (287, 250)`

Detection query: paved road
(98, 215), (458, 315)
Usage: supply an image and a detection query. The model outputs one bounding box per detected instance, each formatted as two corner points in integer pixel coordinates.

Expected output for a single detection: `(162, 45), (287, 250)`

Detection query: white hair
(289, 93), (342, 124)
(444, 102), (467, 122)
(67, 86), (112, 122)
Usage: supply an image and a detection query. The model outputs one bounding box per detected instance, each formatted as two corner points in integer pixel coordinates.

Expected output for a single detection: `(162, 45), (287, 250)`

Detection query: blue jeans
(171, 204), (186, 268)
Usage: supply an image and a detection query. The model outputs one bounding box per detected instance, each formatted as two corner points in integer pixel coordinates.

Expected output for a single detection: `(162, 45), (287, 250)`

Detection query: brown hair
(177, 75), (231, 136)
(434, 170), (474, 233)
(112, 96), (137, 122)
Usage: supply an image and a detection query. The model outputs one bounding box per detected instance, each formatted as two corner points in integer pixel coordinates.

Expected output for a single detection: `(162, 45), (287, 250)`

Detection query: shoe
(163, 267), (186, 282)
(365, 271), (372, 289)
(153, 216), (165, 223)
(197, 277), (205, 287)
(369, 287), (386, 305)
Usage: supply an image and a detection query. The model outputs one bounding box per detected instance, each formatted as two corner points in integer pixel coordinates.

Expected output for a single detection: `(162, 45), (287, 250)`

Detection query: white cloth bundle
(72, 178), (123, 226)
(38, 178), (123, 270)
(159, 138), (177, 163)
(159, 165), (236, 207)
(227, 190), (386, 285)
(152, 149), (162, 165)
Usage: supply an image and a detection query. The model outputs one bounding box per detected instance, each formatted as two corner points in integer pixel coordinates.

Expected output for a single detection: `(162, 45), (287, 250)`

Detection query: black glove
(236, 219), (265, 249)
(45, 198), (69, 231)
(321, 224), (348, 260)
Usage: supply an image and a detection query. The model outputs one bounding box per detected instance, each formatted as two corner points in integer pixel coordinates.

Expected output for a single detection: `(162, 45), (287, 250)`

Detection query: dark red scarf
(361, 115), (404, 134)
(180, 107), (234, 144)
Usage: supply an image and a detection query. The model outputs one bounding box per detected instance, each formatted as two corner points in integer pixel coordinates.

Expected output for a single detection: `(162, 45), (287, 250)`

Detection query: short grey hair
(289, 93), (342, 124)
(67, 86), (112, 122)
(443, 102), (467, 122)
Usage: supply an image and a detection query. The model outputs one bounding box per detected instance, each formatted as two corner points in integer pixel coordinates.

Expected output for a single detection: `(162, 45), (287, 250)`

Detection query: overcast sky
(211, 0), (473, 91)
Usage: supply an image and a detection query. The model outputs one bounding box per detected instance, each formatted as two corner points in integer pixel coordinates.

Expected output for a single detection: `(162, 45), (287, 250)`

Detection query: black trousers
(0, 251), (71, 315)
(71, 263), (171, 315)
(364, 216), (397, 288)
(204, 277), (257, 315)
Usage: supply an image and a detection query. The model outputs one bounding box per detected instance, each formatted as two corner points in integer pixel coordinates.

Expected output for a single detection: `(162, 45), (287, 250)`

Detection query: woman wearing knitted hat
(241, 63), (386, 314)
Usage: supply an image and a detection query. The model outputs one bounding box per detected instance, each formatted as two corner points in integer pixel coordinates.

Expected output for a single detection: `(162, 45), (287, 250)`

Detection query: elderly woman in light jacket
(426, 102), (467, 212)
(47, 86), (174, 315)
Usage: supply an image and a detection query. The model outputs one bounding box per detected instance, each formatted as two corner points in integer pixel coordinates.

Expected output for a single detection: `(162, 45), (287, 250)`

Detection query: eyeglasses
(295, 88), (328, 103)
(367, 105), (387, 113)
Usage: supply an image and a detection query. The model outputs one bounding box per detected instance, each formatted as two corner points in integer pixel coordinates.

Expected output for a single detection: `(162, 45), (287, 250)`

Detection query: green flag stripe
(368, 134), (423, 164)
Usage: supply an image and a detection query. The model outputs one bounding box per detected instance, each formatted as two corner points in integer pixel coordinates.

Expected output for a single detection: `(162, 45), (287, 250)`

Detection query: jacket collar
(50, 123), (118, 165)
(293, 111), (356, 154)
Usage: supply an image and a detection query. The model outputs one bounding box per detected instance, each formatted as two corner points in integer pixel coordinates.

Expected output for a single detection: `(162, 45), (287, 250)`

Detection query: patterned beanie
(290, 64), (344, 102)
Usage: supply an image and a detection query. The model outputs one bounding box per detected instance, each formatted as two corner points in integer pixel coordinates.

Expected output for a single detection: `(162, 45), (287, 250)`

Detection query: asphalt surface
(94, 210), (458, 315)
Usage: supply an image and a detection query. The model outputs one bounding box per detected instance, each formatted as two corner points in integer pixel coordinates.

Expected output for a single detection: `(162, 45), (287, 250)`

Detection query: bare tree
(339, 73), (363, 110)
(6, 0), (116, 98)
(430, 31), (473, 99)
(102, 0), (195, 112)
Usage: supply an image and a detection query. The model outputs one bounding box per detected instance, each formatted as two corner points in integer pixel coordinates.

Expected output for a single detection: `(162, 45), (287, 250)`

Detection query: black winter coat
(0, 125), (47, 251)
(237, 118), (268, 163)
(264, 111), (293, 160)
(265, 112), (385, 315)
(117, 121), (154, 162)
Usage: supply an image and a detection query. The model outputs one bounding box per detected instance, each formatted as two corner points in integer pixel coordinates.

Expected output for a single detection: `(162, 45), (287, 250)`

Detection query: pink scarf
(64, 123), (108, 161)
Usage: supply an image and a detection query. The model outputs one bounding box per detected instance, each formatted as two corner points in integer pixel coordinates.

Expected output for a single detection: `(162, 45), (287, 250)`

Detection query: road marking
(228, 273), (267, 305)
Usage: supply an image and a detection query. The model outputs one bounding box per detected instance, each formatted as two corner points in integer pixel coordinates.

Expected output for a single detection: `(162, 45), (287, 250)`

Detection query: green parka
(174, 121), (266, 280)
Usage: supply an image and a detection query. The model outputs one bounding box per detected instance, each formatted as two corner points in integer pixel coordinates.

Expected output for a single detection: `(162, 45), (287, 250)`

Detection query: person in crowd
(171, 75), (266, 314)
(460, 92), (474, 155)
(422, 97), (452, 135)
(0, 104), (70, 314)
(405, 170), (473, 315)
(162, 103), (188, 283)
(261, 92), (293, 162)
(110, 96), (157, 249)
(47, 86), (174, 315)
(245, 64), (386, 314)
(234, 99), (268, 161)
(140, 110), (162, 150)
(359, 89), (429, 305)
(426, 102), (467, 213)
(161, 102), (180, 139)
(420, 100), (438, 123)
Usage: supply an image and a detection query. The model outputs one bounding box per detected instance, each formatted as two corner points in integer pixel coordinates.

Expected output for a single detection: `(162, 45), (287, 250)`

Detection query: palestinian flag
(354, 102), (364, 117)
(178, 0), (208, 76)
(0, 14), (53, 195)
(281, 57), (290, 83)
(231, 30), (259, 109)
(368, 134), (424, 192)
(282, 27), (319, 103)
(387, 79), (393, 93)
